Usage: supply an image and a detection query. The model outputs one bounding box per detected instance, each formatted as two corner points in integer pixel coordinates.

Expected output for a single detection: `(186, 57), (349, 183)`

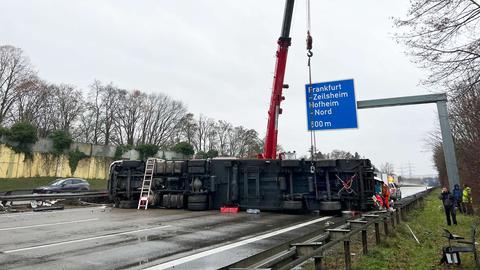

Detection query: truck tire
(163, 194), (171, 208)
(283, 200), (303, 210)
(187, 194), (208, 210)
(176, 194), (184, 209)
(187, 202), (208, 211)
(188, 194), (208, 203)
(119, 200), (137, 209)
(319, 201), (342, 211)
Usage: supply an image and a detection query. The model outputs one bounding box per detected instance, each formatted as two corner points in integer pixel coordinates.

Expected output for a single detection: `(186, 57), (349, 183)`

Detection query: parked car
(389, 182), (401, 200)
(32, 178), (90, 194)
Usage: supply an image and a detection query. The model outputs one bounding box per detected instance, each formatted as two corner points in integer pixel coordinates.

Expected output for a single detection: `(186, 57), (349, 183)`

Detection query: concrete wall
(0, 139), (185, 179)
(0, 144), (112, 179)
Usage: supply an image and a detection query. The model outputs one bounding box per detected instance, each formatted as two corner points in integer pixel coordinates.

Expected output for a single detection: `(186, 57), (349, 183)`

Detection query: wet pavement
(0, 207), (332, 269)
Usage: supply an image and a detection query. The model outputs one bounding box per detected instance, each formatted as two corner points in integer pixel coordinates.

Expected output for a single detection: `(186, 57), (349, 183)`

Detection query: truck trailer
(108, 158), (375, 212)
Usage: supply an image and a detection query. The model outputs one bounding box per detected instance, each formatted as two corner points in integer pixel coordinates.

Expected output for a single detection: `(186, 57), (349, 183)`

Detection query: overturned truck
(108, 158), (375, 212)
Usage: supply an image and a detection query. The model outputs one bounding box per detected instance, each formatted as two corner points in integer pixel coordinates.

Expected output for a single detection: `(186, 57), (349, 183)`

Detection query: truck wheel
(188, 194), (208, 203)
(187, 202), (208, 211)
(187, 194), (208, 210)
(319, 201), (342, 211)
(163, 194), (171, 208)
(177, 195), (184, 209)
(283, 200), (303, 210)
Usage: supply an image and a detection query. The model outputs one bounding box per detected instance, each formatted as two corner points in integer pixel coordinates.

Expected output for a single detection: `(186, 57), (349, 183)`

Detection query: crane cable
(306, 0), (318, 199)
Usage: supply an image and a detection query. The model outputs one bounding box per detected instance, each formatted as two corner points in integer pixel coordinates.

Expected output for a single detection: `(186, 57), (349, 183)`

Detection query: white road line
(0, 218), (99, 231)
(145, 216), (332, 270)
(0, 206), (108, 218)
(2, 225), (171, 253)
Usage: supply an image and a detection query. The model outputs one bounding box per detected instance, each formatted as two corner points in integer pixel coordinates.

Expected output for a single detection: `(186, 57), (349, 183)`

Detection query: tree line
(0, 45), (262, 158)
(395, 0), (480, 201)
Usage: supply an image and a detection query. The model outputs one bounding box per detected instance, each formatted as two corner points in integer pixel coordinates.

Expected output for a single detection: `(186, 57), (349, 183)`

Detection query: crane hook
(306, 31), (313, 57)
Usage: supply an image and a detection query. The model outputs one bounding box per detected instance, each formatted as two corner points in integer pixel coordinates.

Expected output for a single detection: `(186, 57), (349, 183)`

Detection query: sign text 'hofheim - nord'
(305, 79), (358, 130)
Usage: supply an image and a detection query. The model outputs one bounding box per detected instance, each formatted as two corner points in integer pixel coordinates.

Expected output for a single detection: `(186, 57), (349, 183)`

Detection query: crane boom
(262, 0), (295, 159)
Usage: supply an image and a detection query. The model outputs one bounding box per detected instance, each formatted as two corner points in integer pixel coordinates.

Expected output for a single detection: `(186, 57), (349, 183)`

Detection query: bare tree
(0, 45), (36, 126)
(100, 83), (119, 145)
(86, 80), (103, 144)
(380, 162), (395, 175)
(50, 84), (83, 132)
(138, 93), (186, 148)
(216, 120), (232, 156)
(114, 89), (144, 145)
(395, 0), (480, 93)
(194, 114), (215, 152)
(9, 78), (49, 125)
(398, 1), (480, 202)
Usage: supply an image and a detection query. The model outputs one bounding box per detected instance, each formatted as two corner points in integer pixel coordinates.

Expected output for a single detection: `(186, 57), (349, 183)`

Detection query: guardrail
(0, 190), (108, 202)
(228, 188), (433, 270)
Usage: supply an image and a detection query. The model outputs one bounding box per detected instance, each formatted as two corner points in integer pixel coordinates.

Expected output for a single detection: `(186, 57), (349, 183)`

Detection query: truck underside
(108, 158), (375, 212)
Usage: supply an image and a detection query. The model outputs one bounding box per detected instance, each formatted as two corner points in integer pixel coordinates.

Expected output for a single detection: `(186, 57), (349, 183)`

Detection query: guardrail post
(314, 256), (323, 270)
(390, 212), (395, 229)
(384, 216), (389, 235)
(375, 222), (380, 244)
(362, 229), (368, 255)
(344, 240), (351, 270)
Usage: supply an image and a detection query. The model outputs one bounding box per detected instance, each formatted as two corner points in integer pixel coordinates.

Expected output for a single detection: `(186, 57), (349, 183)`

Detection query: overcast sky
(0, 0), (439, 176)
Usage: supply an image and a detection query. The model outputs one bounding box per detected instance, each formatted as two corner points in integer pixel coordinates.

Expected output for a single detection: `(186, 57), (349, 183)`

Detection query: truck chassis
(108, 158), (375, 212)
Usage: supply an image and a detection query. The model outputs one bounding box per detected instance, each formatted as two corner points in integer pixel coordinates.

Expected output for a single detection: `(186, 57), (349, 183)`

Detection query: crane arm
(262, 0), (295, 159)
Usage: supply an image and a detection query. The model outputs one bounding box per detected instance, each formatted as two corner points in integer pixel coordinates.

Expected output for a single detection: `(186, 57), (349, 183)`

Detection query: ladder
(138, 158), (156, 210)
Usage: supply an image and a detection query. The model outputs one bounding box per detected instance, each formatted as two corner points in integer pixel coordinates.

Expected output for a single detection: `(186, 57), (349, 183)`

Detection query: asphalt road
(0, 207), (332, 270)
(0, 186), (429, 270)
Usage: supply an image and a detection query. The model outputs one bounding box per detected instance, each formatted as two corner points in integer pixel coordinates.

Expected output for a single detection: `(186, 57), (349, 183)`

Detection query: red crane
(262, 0), (295, 159)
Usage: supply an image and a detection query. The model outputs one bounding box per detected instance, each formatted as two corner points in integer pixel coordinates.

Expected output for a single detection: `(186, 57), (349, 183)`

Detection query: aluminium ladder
(138, 158), (156, 210)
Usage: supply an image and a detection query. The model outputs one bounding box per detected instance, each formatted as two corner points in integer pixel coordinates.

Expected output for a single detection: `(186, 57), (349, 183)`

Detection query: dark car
(33, 178), (90, 194)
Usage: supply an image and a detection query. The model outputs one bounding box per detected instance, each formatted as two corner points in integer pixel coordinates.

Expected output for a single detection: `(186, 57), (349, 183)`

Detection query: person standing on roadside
(452, 184), (463, 213)
(463, 184), (474, 215)
(382, 182), (391, 210)
(439, 187), (457, 226)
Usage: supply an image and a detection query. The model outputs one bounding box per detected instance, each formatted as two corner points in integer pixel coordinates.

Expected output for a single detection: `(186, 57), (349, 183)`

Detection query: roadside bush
(49, 130), (73, 155)
(114, 144), (133, 160)
(195, 151), (207, 159)
(172, 142), (194, 156)
(135, 144), (159, 160)
(206, 149), (218, 158)
(8, 122), (37, 144)
(6, 122), (38, 159)
(0, 126), (11, 137)
(68, 148), (88, 175)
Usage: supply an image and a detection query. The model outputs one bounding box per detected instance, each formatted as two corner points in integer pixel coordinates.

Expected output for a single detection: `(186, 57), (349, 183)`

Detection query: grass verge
(353, 188), (479, 270)
(0, 177), (107, 191)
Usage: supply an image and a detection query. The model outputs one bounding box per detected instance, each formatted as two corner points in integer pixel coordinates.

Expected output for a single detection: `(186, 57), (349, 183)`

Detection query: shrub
(206, 149), (219, 158)
(0, 126), (11, 137)
(114, 144), (133, 160)
(49, 130), (73, 155)
(172, 142), (194, 156)
(135, 144), (159, 160)
(6, 122), (38, 159)
(8, 122), (37, 144)
(68, 148), (88, 175)
(195, 151), (207, 159)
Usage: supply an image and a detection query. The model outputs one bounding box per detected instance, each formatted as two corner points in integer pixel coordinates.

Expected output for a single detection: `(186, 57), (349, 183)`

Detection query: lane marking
(0, 206), (108, 218)
(2, 225), (171, 253)
(0, 218), (99, 231)
(145, 216), (331, 270)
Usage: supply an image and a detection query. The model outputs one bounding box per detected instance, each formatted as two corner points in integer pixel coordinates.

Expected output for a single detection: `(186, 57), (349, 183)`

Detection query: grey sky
(0, 0), (439, 176)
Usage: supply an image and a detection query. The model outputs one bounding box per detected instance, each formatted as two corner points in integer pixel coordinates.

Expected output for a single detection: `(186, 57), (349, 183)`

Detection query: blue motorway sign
(305, 79), (358, 130)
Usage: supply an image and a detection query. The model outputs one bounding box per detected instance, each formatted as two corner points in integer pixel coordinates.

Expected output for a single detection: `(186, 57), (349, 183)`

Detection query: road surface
(0, 186), (429, 269)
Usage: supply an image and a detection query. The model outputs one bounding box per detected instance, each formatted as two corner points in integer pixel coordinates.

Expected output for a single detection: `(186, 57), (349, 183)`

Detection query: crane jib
(262, 0), (295, 159)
